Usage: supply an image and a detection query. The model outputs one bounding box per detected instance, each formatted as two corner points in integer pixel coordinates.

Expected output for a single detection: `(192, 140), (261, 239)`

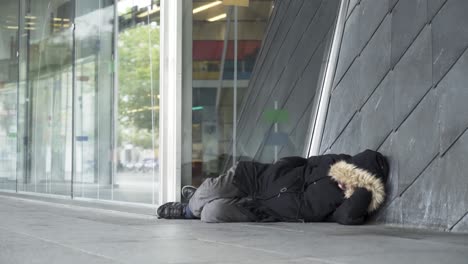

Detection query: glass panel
(188, 0), (341, 187)
(6, 0), (162, 204)
(17, 0), (74, 195)
(0, 0), (19, 190)
(115, 0), (160, 204)
(190, 0), (274, 186)
(233, 0), (341, 165)
(73, 0), (114, 200)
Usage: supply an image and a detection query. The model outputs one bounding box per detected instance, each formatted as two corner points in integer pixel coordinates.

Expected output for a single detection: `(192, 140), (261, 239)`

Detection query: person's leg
(188, 165), (244, 218)
(200, 198), (252, 223)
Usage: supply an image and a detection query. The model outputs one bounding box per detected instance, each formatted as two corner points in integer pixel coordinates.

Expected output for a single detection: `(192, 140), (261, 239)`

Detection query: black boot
(157, 202), (188, 219)
(181, 185), (197, 200)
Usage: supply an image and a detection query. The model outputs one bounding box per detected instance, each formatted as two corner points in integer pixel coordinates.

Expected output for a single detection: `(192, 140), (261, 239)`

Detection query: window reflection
(20, 0), (74, 195)
(190, 0), (274, 186)
(73, 0), (114, 200)
(115, 0), (160, 204)
(4, 0), (160, 204)
(0, 0), (18, 191)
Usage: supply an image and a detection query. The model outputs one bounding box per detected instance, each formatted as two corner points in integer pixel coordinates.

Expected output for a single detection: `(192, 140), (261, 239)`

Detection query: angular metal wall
(320, 0), (468, 232)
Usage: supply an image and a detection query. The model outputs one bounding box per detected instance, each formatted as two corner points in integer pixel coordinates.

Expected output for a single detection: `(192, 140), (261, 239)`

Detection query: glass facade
(72, 0), (115, 200)
(1, 0), (340, 204)
(187, 0), (341, 187)
(20, 0), (75, 196)
(115, 0), (160, 204)
(0, 0), (160, 204)
(0, 0), (19, 191)
(190, 0), (274, 186)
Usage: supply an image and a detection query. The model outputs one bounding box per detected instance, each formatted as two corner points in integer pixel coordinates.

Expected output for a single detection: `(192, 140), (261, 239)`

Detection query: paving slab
(0, 194), (467, 264)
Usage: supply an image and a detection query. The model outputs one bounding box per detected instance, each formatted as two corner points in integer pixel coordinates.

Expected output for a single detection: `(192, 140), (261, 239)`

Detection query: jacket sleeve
(329, 187), (372, 225)
(278, 156), (307, 168)
(232, 161), (271, 196)
(307, 154), (352, 167)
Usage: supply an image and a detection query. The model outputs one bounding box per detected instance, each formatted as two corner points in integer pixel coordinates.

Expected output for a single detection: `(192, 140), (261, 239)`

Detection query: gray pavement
(1, 193), (467, 264)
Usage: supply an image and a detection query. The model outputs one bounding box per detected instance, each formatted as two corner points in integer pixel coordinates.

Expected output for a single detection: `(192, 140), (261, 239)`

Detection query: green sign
(263, 109), (289, 123)
(192, 106), (204, 111)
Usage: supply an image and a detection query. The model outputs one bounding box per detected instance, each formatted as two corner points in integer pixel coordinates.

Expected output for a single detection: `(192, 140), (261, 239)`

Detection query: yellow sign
(223, 0), (249, 7)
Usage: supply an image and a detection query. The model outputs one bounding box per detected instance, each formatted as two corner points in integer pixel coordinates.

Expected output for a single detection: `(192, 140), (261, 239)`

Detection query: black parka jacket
(232, 149), (389, 225)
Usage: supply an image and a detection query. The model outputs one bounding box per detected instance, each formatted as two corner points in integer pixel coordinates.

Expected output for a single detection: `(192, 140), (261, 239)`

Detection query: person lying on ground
(157, 149), (389, 225)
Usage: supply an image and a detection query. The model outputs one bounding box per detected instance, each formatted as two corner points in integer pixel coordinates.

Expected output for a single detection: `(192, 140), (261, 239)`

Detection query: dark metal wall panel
(393, 25), (433, 127)
(439, 50), (468, 154)
(452, 214), (468, 232)
(391, 0), (427, 67)
(359, 0), (389, 52)
(333, 4), (362, 87)
(320, 0), (468, 232)
(359, 71), (393, 150)
(399, 158), (447, 229)
(329, 112), (362, 155)
(377, 133), (398, 202)
(393, 89), (439, 195)
(358, 14), (392, 113)
(346, 0), (359, 18)
(441, 130), (468, 228)
(321, 57), (361, 153)
(427, 0), (447, 21)
(431, 0), (468, 85)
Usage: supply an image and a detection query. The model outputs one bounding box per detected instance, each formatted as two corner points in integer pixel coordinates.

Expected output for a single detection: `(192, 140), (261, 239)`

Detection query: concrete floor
(1, 194), (467, 264)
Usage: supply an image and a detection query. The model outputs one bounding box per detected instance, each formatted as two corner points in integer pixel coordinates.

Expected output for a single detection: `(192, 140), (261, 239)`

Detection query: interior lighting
(207, 13), (226, 22)
(193, 1), (222, 14)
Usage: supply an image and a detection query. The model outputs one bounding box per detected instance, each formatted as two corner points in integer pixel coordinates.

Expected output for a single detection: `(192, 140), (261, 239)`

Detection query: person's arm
(329, 187), (372, 225)
(307, 154), (352, 167)
(277, 156), (307, 168)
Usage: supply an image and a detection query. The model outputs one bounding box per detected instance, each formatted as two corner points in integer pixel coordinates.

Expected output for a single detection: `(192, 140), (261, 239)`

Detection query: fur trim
(328, 161), (385, 212)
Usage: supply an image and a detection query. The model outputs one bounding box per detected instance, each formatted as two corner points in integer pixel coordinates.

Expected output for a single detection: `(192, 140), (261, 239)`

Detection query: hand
(338, 182), (347, 191)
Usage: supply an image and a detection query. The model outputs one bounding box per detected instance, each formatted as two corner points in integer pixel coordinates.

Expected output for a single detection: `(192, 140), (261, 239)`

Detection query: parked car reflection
(142, 158), (159, 173)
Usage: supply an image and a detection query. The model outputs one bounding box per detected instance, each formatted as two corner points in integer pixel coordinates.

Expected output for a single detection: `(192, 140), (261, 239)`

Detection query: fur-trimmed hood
(328, 150), (389, 212)
(329, 161), (385, 212)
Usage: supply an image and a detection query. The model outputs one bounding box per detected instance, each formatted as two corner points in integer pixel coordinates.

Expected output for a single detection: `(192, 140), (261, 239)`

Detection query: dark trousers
(188, 165), (252, 222)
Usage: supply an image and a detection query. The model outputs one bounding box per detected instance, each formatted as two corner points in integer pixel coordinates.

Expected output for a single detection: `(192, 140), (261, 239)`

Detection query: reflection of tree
(118, 23), (159, 149)
(118, 126), (154, 149)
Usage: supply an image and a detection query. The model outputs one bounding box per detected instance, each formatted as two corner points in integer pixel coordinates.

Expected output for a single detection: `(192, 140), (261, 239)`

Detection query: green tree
(118, 23), (159, 149)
